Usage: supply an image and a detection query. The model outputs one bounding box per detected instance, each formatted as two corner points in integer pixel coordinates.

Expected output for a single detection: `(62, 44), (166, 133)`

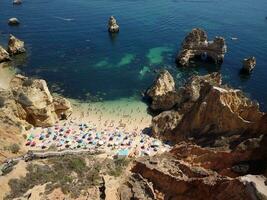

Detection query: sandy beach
(24, 97), (170, 158)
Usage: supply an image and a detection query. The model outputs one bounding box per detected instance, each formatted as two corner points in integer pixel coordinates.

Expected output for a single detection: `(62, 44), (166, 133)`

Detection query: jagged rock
(176, 83), (265, 141)
(146, 70), (180, 111)
(8, 18), (20, 26)
(176, 28), (227, 66)
(0, 74), (72, 128)
(108, 16), (119, 33)
(53, 96), (72, 119)
(152, 110), (182, 138)
(7, 34), (26, 55)
(121, 139), (267, 200)
(13, 0), (22, 4)
(176, 72), (222, 114)
(0, 46), (11, 63)
(242, 57), (256, 73)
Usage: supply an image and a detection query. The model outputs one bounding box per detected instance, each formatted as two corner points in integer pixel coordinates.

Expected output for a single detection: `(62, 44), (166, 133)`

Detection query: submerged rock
(0, 74), (72, 128)
(146, 70), (180, 111)
(108, 16), (119, 33)
(7, 34), (26, 55)
(0, 46), (11, 63)
(176, 28), (227, 66)
(8, 18), (20, 26)
(242, 57), (256, 73)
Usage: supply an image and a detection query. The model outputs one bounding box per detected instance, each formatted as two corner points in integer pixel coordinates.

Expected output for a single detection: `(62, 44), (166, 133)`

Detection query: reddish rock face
(119, 139), (267, 200)
(176, 28), (227, 66)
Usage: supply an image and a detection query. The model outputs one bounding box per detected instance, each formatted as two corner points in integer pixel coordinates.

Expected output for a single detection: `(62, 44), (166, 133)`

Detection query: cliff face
(0, 74), (72, 129)
(126, 70), (267, 199)
(147, 71), (266, 150)
(119, 137), (267, 200)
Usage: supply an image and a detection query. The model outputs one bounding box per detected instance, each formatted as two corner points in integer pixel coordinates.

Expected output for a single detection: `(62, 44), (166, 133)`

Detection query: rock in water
(0, 46), (11, 63)
(8, 18), (20, 26)
(7, 34), (26, 55)
(108, 16), (119, 33)
(242, 57), (256, 73)
(13, 0), (22, 4)
(146, 70), (180, 111)
(176, 28), (227, 66)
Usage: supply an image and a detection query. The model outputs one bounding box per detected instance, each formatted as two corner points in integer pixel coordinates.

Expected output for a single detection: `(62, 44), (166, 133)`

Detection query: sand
(68, 97), (152, 133)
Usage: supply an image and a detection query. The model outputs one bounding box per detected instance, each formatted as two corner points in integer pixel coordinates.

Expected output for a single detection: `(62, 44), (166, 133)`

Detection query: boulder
(0, 46), (11, 63)
(8, 18), (20, 26)
(242, 57), (256, 73)
(108, 16), (119, 33)
(13, 0), (22, 4)
(7, 34), (26, 55)
(152, 110), (182, 138)
(146, 70), (179, 111)
(176, 28), (227, 66)
(53, 96), (72, 119)
(0, 74), (72, 128)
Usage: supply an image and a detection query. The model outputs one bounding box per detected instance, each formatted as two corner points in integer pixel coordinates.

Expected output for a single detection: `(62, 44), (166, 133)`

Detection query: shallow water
(0, 0), (267, 110)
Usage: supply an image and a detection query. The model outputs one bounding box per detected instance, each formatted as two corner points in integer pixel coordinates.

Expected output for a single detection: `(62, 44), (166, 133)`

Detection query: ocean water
(0, 0), (267, 110)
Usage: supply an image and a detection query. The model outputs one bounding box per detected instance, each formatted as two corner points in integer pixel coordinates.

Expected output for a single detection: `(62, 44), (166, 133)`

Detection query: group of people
(25, 121), (170, 158)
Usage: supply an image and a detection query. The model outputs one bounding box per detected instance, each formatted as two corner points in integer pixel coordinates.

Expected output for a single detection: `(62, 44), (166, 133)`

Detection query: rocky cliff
(0, 74), (72, 129)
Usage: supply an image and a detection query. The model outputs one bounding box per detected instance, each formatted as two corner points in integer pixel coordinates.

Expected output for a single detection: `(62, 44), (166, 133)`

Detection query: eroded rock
(120, 139), (267, 200)
(108, 16), (119, 33)
(0, 46), (11, 63)
(146, 70), (179, 111)
(176, 28), (227, 66)
(242, 57), (256, 73)
(152, 110), (182, 138)
(7, 34), (26, 55)
(0, 74), (72, 128)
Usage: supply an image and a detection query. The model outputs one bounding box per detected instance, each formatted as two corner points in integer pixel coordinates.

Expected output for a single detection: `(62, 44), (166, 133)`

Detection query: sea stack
(13, 0), (22, 5)
(108, 16), (119, 33)
(0, 46), (11, 63)
(8, 18), (20, 26)
(242, 57), (256, 73)
(7, 34), (26, 55)
(176, 28), (227, 66)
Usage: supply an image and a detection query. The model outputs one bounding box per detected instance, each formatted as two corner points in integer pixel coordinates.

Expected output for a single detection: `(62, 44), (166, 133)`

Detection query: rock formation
(149, 70), (267, 150)
(242, 57), (256, 73)
(7, 34), (26, 55)
(0, 74), (72, 128)
(176, 28), (227, 66)
(13, 0), (22, 4)
(145, 70), (180, 111)
(8, 18), (20, 26)
(0, 46), (11, 63)
(119, 138), (267, 200)
(108, 16), (119, 33)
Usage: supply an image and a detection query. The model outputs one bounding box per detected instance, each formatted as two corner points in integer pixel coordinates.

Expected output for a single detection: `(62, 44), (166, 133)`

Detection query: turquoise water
(0, 0), (267, 110)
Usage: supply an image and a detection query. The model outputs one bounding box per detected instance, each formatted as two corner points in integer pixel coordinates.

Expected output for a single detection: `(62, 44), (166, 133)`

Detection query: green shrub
(8, 144), (20, 154)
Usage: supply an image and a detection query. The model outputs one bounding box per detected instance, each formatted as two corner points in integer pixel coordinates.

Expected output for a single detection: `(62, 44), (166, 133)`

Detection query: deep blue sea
(0, 0), (267, 110)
